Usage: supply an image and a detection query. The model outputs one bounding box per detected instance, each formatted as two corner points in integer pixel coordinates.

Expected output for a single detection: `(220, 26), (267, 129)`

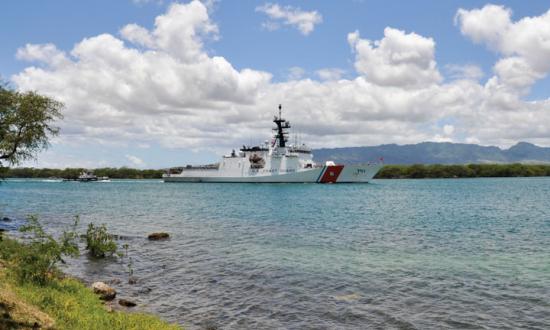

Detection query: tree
(0, 83), (63, 168)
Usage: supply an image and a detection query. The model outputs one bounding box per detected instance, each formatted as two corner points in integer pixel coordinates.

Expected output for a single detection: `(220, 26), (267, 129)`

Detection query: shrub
(13, 215), (79, 285)
(0, 231), (21, 260)
(84, 223), (117, 258)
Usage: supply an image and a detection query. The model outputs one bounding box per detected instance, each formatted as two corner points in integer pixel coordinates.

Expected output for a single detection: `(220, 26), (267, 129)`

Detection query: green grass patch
(0, 234), (182, 330)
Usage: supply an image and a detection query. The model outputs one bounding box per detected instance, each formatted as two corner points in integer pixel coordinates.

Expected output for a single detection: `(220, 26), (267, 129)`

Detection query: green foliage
(0, 231), (21, 260)
(0, 84), (63, 167)
(375, 163), (550, 179)
(9, 215), (80, 285)
(0, 211), (176, 327)
(3, 166), (164, 179)
(0, 236), (181, 330)
(84, 223), (117, 258)
(4, 164), (550, 180)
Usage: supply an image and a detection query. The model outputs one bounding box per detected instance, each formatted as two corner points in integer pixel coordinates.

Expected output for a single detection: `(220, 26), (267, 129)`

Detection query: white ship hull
(163, 163), (382, 183)
(163, 106), (384, 184)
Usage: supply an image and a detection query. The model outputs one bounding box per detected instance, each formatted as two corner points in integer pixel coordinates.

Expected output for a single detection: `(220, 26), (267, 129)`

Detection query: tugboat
(163, 105), (383, 183)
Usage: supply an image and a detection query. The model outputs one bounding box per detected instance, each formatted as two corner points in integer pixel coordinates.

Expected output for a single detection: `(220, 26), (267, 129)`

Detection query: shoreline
(0, 231), (182, 330)
(2, 163), (550, 180)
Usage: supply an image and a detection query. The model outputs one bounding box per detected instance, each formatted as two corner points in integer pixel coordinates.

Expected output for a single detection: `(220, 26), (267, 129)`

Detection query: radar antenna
(273, 104), (290, 148)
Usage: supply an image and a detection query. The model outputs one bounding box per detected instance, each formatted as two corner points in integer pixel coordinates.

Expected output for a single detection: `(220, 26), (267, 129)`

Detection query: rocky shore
(0, 220), (181, 330)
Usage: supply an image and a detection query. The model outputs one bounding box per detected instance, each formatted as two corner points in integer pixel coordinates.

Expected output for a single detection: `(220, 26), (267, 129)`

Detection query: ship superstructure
(163, 105), (382, 183)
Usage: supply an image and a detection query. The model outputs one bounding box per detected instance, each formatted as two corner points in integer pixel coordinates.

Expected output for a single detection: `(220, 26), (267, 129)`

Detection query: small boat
(62, 171), (110, 182)
(163, 105), (383, 183)
(76, 171), (98, 182)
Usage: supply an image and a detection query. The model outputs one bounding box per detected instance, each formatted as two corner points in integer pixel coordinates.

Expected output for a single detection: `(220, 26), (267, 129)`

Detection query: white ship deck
(163, 105), (383, 183)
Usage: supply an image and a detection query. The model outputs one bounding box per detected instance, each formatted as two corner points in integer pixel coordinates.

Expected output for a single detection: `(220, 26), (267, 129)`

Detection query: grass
(0, 234), (182, 330)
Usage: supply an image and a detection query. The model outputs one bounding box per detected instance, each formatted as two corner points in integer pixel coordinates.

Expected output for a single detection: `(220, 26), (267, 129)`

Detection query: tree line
(4, 167), (164, 179)
(375, 163), (550, 179)
(4, 163), (550, 179)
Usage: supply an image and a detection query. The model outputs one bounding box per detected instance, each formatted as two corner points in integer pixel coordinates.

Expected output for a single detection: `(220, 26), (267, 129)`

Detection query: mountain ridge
(312, 142), (550, 165)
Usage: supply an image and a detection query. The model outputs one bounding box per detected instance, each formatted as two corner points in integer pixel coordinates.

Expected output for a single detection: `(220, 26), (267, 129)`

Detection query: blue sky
(2, 1), (550, 168)
(3, 0), (549, 90)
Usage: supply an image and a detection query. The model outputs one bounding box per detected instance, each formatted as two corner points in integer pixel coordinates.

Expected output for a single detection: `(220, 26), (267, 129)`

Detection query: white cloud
(125, 154), (145, 167)
(256, 3), (322, 36)
(287, 66), (306, 80)
(316, 68), (345, 81)
(16, 43), (69, 68)
(10, 1), (550, 168)
(23, 152), (109, 169)
(443, 124), (455, 136)
(454, 5), (512, 49)
(445, 64), (484, 81)
(431, 124), (455, 142)
(120, 23), (155, 48)
(13, 1), (272, 151)
(347, 28), (442, 88)
(456, 5), (550, 94)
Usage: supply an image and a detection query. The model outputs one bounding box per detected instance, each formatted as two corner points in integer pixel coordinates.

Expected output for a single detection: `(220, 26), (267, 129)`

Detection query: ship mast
(273, 104), (291, 148)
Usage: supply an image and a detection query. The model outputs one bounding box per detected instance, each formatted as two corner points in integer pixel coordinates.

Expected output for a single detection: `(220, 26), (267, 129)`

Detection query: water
(1, 178), (549, 329)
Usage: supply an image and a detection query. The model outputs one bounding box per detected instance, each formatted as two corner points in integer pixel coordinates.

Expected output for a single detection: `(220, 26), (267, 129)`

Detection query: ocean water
(1, 178), (549, 329)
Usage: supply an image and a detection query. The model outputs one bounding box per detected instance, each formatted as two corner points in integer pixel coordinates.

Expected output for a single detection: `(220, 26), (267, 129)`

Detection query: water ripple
(1, 178), (549, 329)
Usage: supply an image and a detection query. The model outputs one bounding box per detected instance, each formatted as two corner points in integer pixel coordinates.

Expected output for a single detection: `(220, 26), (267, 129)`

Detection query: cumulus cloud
(14, 1), (272, 151)
(443, 124), (455, 136)
(256, 3), (322, 36)
(125, 154), (145, 167)
(10, 1), (550, 168)
(445, 64), (484, 81)
(316, 68), (345, 81)
(287, 66), (306, 80)
(119, 23), (155, 48)
(456, 4), (550, 94)
(347, 28), (442, 88)
(455, 5), (512, 48)
(16, 43), (69, 68)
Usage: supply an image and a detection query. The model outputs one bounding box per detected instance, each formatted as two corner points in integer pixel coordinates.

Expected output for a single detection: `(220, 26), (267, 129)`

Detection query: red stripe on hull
(319, 165), (344, 183)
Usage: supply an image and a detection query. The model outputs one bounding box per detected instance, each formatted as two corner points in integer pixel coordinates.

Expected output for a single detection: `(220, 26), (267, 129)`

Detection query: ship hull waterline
(163, 163), (383, 183)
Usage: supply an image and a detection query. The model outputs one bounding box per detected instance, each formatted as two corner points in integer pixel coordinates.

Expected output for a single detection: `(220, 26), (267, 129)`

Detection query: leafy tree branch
(0, 82), (63, 168)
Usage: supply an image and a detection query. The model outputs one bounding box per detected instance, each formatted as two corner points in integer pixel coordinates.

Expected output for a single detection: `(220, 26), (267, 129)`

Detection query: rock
(118, 299), (137, 308)
(1, 217), (11, 222)
(147, 232), (170, 240)
(128, 276), (138, 285)
(201, 320), (219, 330)
(92, 282), (116, 301)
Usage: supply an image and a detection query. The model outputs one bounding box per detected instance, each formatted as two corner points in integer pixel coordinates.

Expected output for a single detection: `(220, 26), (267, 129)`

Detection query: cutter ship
(163, 106), (382, 183)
